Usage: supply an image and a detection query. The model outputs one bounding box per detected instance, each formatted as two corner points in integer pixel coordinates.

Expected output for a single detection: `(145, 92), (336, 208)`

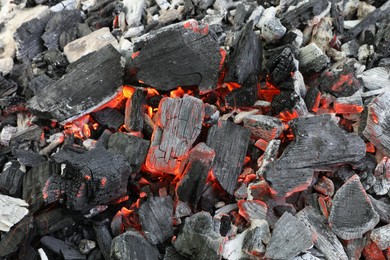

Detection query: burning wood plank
(363, 92), (390, 157)
(131, 20), (221, 93)
(206, 120), (250, 195)
(138, 196), (174, 245)
(329, 175), (379, 240)
(176, 142), (215, 206)
(265, 212), (313, 259)
(27, 45), (124, 122)
(145, 96), (204, 174)
(265, 114), (366, 196)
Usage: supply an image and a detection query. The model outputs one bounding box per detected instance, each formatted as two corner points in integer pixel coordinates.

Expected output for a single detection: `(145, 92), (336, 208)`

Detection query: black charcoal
(91, 108), (124, 131)
(124, 88), (146, 132)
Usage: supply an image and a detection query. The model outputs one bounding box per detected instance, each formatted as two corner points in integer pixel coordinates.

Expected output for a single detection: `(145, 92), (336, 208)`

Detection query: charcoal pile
(1, 0), (390, 259)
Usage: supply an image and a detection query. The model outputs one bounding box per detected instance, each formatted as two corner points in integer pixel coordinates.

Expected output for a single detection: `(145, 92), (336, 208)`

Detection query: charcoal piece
(27, 45), (124, 122)
(0, 161), (24, 197)
(330, 0), (344, 34)
(96, 129), (113, 148)
(124, 88), (146, 132)
(344, 238), (366, 260)
(138, 196), (174, 245)
(368, 195), (390, 223)
(85, 0), (121, 29)
(280, 0), (329, 29)
(93, 222), (112, 260)
(111, 231), (160, 260)
(59, 26), (79, 51)
(79, 239), (96, 255)
(108, 132), (150, 173)
(265, 212), (313, 259)
(266, 47), (296, 85)
(304, 86), (321, 112)
(9, 62), (34, 88)
(131, 20), (221, 93)
(256, 139), (280, 177)
(0, 216), (34, 258)
(224, 21), (262, 84)
(297, 206), (348, 260)
(316, 68), (361, 98)
(41, 236), (85, 259)
(164, 246), (188, 260)
(176, 142), (215, 206)
(243, 115), (283, 141)
(14, 13), (51, 61)
(174, 212), (225, 260)
(265, 115), (366, 196)
(27, 74), (54, 95)
(32, 49), (69, 80)
(51, 147), (131, 211)
(225, 73), (258, 108)
(363, 92), (390, 157)
(360, 67), (390, 91)
(206, 121), (250, 195)
(238, 200), (267, 222)
(298, 43), (329, 73)
(13, 149), (46, 167)
(42, 10), (84, 50)
(145, 96), (204, 174)
(270, 91), (300, 115)
(91, 108), (124, 130)
(370, 224), (390, 250)
(329, 175), (379, 240)
(334, 96), (363, 114)
(62, 247), (86, 260)
(0, 74), (18, 97)
(10, 125), (42, 146)
(242, 220), (271, 257)
(34, 208), (75, 236)
(23, 161), (61, 213)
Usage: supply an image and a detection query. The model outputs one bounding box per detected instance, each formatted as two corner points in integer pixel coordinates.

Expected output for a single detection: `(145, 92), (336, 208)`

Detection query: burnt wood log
(265, 114), (366, 196)
(280, 0), (329, 29)
(145, 96), (204, 174)
(329, 175), (379, 240)
(297, 206), (348, 260)
(0, 161), (25, 197)
(124, 88), (146, 132)
(23, 161), (61, 213)
(131, 20), (221, 93)
(176, 142), (215, 206)
(91, 107), (124, 131)
(265, 212), (313, 259)
(206, 121), (250, 195)
(174, 212), (225, 259)
(27, 74), (55, 96)
(42, 10), (84, 50)
(34, 208), (75, 236)
(51, 147), (131, 211)
(111, 231), (160, 260)
(138, 196), (174, 245)
(27, 45), (124, 122)
(363, 92), (390, 157)
(108, 132), (150, 174)
(224, 21), (262, 84)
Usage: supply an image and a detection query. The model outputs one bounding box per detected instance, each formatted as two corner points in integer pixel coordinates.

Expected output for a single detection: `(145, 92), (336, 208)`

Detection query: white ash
(50, 0), (78, 12)
(155, 0), (170, 10)
(357, 1), (376, 19)
(343, 20), (361, 30)
(79, 239), (97, 255)
(370, 224), (390, 250)
(298, 42), (329, 72)
(307, 1), (331, 26)
(257, 7), (286, 43)
(37, 248), (49, 260)
(213, 0), (232, 13)
(358, 44), (374, 64)
(233, 109), (259, 124)
(247, 5), (264, 25)
(0, 125), (18, 146)
(359, 67), (390, 90)
(0, 194), (29, 232)
(123, 0), (145, 27)
(123, 25), (144, 38)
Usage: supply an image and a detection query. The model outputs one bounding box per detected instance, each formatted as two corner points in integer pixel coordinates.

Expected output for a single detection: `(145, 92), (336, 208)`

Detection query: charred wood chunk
(27, 74), (55, 96)
(85, 0), (121, 30)
(124, 88), (146, 132)
(243, 115), (283, 141)
(108, 132), (150, 174)
(42, 10), (84, 50)
(334, 95), (364, 114)
(176, 142), (215, 206)
(14, 13), (51, 61)
(174, 212), (225, 259)
(266, 47), (296, 86)
(111, 231), (160, 260)
(0, 161), (24, 197)
(0, 215), (34, 258)
(0, 74), (18, 98)
(224, 21), (262, 84)
(329, 175), (379, 240)
(225, 74), (259, 108)
(206, 121), (250, 195)
(270, 91), (303, 115)
(34, 208), (74, 236)
(370, 224), (390, 250)
(238, 200), (267, 222)
(51, 147), (131, 211)
(145, 96), (204, 174)
(23, 161), (61, 213)
(304, 86), (321, 112)
(139, 196), (174, 245)
(27, 45), (124, 122)
(330, 0), (344, 34)
(280, 0), (329, 29)
(265, 212), (313, 259)
(91, 108), (124, 131)
(344, 237), (366, 260)
(242, 220), (270, 257)
(265, 114), (366, 196)
(13, 149), (46, 167)
(368, 194), (390, 224)
(164, 246), (188, 260)
(93, 222), (112, 260)
(31, 49), (69, 80)
(363, 92), (390, 157)
(297, 206), (348, 260)
(316, 66), (361, 97)
(298, 43), (329, 73)
(41, 236), (86, 259)
(131, 20), (221, 93)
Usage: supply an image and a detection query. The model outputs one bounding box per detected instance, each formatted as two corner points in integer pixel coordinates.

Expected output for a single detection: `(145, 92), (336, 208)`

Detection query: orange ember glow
(225, 82), (241, 92)
(131, 51), (140, 59)
(219, 48), (227, 71)
(101, 177), (107, 187)
(333, 103), (364, 114)
(147, 88), (159, 97)
(331, 73), (353, 92)
(277, 110), (299, 122)
(366, 142), (376, 153)
(371, 109), (379, 124)
(254, 139), (268, 151)
(311, 92), (321, 113)
(123, 86), (136, 98)
(259, 80), (281, 102)
(170, 87), (192, 98)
